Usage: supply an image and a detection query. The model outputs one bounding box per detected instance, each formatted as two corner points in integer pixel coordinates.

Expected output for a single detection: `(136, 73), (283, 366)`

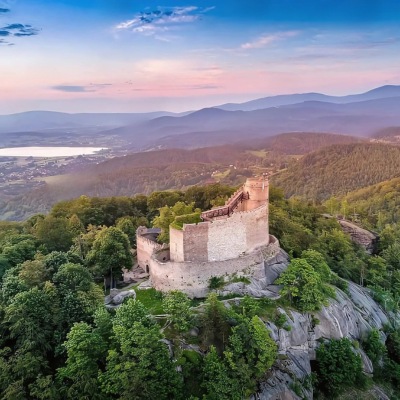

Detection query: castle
(136, 176), (279, 297)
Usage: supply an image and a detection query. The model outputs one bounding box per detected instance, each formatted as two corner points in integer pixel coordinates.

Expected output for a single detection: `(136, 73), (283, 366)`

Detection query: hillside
(272, 143), (400, 200)
(0, 132), (362, 221)
(245, 132), (364, 154)
(338, 177), (400, 228)
(371, 126), (400, 145)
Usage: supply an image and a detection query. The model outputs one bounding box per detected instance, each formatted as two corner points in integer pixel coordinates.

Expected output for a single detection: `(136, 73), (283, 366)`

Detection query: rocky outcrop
(253, 281), (391, 400)
(219, 249), (290, 299)
(338, 219), (379, 254)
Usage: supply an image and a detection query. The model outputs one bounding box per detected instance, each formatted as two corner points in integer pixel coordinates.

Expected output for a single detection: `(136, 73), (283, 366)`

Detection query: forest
(0, 178), (400, 399)
(272, 143), (400, 200)
(0, 132), (366, 222)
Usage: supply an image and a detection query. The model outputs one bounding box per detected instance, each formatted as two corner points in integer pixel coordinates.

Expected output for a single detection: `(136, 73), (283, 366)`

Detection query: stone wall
(148, 247), (266, 298)
(136, 228), (164, 272)
(169, 203), (269, 263)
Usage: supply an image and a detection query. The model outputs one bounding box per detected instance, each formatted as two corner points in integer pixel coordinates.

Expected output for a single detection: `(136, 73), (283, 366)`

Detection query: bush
(315, 338), (364, 397)
(208, 276), (225, 290)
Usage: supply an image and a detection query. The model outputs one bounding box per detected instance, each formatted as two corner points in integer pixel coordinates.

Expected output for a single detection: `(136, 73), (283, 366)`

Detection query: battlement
(136, 176), (270, 296)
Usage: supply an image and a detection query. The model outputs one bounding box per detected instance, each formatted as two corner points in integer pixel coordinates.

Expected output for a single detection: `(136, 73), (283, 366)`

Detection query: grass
(134, 287), (165, 315)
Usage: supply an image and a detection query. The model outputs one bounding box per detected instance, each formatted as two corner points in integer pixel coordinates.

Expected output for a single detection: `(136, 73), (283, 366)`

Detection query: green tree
(4, 284), (58, 353)
(99, 299), (183, 399)
(201, 293), (231, 352)
(276, 258), (333, 312)
(33, 216), (74, 252)
(162, 290), (193, 332)
(1, 237), (37, 267)
(202, 346), (238, 400)
(152, 201), (200, 243)
(223, 316), (277, 396)
(147, 191), (184, 212)
(53, 263), (93, 293)
(363, 329), (386, 365)
(57, 322), (108, 399)
(315, 338), (364, 397)
(301, 249), (333, 282)
(86, 227), (132, 287)
(18, 256), (48, 288)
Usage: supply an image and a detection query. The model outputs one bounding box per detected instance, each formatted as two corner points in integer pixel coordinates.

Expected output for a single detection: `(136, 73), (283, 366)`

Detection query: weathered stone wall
(136, 228), (163, 272)
(169, 203), (269, 263)
(169, 226), (185, 262)
(182, 222), (209, 262)
(148, 248), (266, 298)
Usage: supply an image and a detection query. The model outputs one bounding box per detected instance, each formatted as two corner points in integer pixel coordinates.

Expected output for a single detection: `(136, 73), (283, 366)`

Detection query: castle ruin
(136, 176), (280, 297)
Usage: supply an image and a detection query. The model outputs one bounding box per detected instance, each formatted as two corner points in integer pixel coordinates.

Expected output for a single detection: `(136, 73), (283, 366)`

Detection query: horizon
(1, 83), (399, 116)
(1, 0), (400, 113)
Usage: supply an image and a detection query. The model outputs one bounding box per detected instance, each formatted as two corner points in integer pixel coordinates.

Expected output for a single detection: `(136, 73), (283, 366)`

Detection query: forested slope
(272, 143), (400, 200)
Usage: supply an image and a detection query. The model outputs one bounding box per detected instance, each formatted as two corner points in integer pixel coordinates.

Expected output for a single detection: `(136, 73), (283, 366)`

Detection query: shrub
(315, 338), (364, 397)
(208, 276), (225, 290)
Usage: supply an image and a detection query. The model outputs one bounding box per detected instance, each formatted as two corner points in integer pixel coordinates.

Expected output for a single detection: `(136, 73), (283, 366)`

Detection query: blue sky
(1, 0), (400, 113)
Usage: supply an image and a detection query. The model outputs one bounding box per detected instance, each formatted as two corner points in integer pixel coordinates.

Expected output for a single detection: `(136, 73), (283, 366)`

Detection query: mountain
(0, 110), (177, 134)
(217, 85), (400, 111)
(1, 85), (400, 149)
(139, 96), (400, 150)
(271, 142), (400, 200)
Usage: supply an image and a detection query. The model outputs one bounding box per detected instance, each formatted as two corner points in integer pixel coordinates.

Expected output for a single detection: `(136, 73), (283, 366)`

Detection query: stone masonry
(135, 176), (278, 298)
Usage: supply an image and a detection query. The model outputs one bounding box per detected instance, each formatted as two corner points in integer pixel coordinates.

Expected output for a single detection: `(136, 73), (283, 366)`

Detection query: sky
(1, 0), (400, 114)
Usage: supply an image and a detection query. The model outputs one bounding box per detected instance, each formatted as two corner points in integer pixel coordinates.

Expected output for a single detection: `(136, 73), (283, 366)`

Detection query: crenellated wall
(135, 176), (272, 297)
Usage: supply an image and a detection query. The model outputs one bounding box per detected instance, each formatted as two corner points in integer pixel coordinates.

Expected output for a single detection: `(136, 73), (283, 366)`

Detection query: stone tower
(241, 176), (269, 211)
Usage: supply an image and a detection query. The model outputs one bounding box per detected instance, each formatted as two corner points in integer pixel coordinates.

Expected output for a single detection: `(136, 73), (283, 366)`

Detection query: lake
(0, 147), (106, 157)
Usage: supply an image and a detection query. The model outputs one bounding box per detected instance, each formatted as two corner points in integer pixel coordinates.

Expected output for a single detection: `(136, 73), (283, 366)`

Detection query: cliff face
(253, 281), (390, 400)
(216, 249), (391, 399)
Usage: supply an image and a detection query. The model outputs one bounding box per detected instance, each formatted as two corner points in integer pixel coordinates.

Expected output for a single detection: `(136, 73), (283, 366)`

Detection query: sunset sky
(1, 0), (400, 113)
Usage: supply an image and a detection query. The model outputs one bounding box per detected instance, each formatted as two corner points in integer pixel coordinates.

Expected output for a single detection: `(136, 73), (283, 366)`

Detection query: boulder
(105, 289), (136, 307)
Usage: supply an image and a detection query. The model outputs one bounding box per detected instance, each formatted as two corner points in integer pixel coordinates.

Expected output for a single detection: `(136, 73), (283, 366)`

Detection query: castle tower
(242, 176), (269, 211)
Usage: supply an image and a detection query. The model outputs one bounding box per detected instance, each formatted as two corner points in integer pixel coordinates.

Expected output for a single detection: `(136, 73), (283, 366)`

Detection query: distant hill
(272, 143), (400, 200)
(139, 96), (400, 150)
(217, 85), (400, 111)
(1, 85), (400, 149)
(0, 110), (177, 134)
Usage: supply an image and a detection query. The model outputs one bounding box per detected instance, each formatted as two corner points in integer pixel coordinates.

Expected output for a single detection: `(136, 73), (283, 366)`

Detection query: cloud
(0, 38), (13, 46)
(115, 6), (213, 39)
(52, 85), (95, 93)
(2, 23), (39, 37)
(52, 83), (113, 93)
(240, 31), (299, 49)
(0, 3), (41, 46)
